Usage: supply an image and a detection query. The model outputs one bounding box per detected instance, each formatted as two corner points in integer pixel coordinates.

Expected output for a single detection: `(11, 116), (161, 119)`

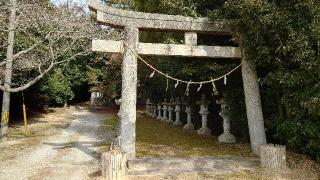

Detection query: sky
(51, 0), (88, 6)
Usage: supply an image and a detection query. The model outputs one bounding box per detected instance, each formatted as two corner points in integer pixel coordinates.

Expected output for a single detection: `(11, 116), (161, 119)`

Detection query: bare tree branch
(0, 51), (90, 93)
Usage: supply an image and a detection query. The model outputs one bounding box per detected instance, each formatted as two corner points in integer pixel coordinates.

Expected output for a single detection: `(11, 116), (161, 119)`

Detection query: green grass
(136, 113), (255, 158)
(100, 114), (118, 132)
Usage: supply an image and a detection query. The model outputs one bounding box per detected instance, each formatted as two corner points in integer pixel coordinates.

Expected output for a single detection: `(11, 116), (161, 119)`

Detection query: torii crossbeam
(89, 0), (266, 159)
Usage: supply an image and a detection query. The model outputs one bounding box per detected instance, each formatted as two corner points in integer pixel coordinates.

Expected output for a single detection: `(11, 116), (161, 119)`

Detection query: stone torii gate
(89, 0), (266, 159)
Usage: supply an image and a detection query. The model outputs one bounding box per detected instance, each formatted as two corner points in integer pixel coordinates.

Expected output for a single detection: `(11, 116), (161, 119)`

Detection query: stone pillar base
(183, 123), (194, 130)
(218, 132), (236, 143)
(166, 119), (173, 124)
(197, 127), (211, 136)
(173, 121), (182, 126)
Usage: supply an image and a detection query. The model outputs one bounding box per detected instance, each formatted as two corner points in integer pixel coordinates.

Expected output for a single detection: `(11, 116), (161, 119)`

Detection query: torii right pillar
(241, 59), (266, 155)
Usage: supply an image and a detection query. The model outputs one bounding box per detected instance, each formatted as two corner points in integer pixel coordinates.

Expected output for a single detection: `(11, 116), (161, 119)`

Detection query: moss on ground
(136, 113), (254, 158)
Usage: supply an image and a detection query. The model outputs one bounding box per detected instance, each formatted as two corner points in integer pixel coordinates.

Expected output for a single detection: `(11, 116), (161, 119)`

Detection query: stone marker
(173, 98), (182, 126)
(161, 100), (168, 121)
(216, 97), (236, 143)
(152, 105), (157, 118)
(197, 94), (211, 135)
(146, 99), (151, 116)
(167, 98), (174, 123)
(183, 105), (194, 130)
(157, 103), (162, 120)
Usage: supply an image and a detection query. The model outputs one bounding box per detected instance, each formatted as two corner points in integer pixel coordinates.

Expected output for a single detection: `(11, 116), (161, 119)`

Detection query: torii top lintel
(89, 0), (232, 34)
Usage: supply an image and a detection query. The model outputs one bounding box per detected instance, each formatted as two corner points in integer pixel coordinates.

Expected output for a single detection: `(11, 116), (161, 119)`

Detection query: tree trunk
(1, 0), (16, 142)
(260, 144), (286, 170)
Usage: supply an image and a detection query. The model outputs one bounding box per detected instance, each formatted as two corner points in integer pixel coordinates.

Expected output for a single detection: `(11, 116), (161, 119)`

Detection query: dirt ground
(0, 106), (112, 180)
(0, 108), (319, 180)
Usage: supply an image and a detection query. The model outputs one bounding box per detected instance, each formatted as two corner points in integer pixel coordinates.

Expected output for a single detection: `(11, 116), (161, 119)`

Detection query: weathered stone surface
(146, 99), (152, 116)
(152, 105), (157, 118)
(183, 106), (194, 130)
(92, 40), (241, 59)
(197, 94), (211, 136)
(173, 98), (182, 126)
(119, 26), (139, 160)
(89, 0), (231, 34)
(161, 100), (168, 121)
(241, 59), (267, 155)
(185, 32), (197, 46)
(157, 104), (162, 120)
(166, 98), (174, 123)
(217, 98), (236, 143)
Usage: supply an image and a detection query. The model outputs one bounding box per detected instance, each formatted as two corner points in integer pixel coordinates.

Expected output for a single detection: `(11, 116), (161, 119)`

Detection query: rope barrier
(123, 42), (244, 85)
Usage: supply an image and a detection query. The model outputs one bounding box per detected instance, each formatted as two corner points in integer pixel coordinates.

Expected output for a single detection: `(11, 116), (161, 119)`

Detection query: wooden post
(260, 144), (286, 170)
(119, 26), (139, 160)
(101, 149), (127, 179)
(23, 104), (29, 136)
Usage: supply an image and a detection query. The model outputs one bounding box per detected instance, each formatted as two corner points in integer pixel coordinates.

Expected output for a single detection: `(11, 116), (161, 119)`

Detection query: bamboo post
(260, 144), (286, 170)
(22, 92), (28, 136)
(22, 104), (28, 136)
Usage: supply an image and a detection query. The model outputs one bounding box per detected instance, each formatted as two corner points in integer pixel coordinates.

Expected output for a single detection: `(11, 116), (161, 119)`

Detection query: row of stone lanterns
(145, 94), (236, 143)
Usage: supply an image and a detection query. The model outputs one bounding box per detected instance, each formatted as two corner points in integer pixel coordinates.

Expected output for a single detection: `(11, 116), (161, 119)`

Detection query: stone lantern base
(218, 132), (236, 143)
(183, 123), (194, 130)
(173, 120), (182, 126)
(197, 127), (211, 136)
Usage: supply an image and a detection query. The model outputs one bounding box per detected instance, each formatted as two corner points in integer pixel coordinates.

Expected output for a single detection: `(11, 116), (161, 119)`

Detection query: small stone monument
(216, 97), (236, 143)
(148, 101), (154, 117)
(173, 97), (182, 126)
(152, 105), (157, 118)
(197, 94), (211, 135)
(161, 99), (168, 121)
(167, 98), (174, 123)
(183, 105), (194, 130)
(90, 87), (104, 107)
(146, 99), (152, 116)
(157, 103), (162, 120)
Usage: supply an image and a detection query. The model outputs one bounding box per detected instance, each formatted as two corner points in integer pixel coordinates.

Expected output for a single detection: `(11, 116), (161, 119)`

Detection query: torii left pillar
(119, 26), (139, 160)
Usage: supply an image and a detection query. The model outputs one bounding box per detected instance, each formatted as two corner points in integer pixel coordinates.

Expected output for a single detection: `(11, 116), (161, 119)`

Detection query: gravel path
(0, 107), (111, 180)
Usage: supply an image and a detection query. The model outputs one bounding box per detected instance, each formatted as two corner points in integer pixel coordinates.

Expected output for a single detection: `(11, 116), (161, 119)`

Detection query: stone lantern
(173, 97), (182, 126)
(161, 99), (168, 121)
(157, 103), (162, 120)
(167, 98), (174, 123)
(216, 97), (236, 143)
(196, 94), (211, 135)
(152, 105), (157, 118)
(183, 105), (194, 130)
(146, 99), (152, 116)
